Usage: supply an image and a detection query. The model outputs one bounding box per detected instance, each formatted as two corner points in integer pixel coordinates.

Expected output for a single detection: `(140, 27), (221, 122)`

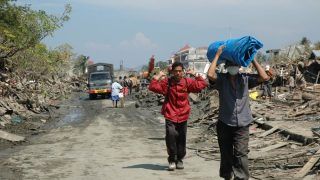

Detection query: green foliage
(141, 65), (148, 71)
(156, 61), (169, 70)
(0, 1), (71, 67)
(300, 37), (311, 46)
(73, 55), (89, 75)
(10, 43), (74, 77)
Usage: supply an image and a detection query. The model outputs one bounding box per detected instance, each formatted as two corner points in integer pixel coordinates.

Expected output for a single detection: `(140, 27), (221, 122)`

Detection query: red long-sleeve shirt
(149, 76), (207, 123)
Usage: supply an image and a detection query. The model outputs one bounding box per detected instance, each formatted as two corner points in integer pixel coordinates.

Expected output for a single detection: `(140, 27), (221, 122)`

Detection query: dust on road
(0, 94), (221, 180)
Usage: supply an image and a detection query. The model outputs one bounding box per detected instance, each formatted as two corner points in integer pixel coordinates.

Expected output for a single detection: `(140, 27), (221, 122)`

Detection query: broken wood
(0, 130), (25, 142)
(258, 126), (279, 137)
(294, 148), (320, 178)
(259, 142), (288, 152)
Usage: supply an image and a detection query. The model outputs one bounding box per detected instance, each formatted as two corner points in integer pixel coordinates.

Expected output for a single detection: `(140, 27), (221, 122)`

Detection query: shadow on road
(123, 164), (167, 171)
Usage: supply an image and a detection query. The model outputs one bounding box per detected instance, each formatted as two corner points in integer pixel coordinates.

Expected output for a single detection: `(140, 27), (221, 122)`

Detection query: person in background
(127, 76), (133, 95)
(148, 61), (207, 171)
(288, 74), (295, 92)
(207, 46), (269, 180)
(111, 79), (123, 108)
(119, 76), (124, 86)
(123, 76), (129, 96)
(261, 65), (274, 99)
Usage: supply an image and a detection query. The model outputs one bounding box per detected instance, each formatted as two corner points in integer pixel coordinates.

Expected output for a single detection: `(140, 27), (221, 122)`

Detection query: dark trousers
(262, 83), (272, 97)
(217, 121), (249, 180)
(165, 120), (187, 163)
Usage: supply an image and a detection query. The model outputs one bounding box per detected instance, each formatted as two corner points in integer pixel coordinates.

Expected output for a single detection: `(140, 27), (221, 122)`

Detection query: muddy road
(0, 93), (221, 180)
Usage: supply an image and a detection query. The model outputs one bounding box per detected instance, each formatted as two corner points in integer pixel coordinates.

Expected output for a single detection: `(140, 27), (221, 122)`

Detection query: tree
(73, 55), (89, 75)
(0, 1), (71, 69)
(300, 37), (311, 46)
(156, 61), (169, 70)
(141, 65), (148, 71)
(11, 43), (75, 77)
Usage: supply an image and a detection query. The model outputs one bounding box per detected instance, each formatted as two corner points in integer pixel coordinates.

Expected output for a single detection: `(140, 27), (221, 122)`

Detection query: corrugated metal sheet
(312, 50), (320, 59)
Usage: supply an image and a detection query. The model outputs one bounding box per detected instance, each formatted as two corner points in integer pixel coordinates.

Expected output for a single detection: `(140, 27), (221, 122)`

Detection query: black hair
(171, 61), (184, 70)
(119, 76), (122, 79)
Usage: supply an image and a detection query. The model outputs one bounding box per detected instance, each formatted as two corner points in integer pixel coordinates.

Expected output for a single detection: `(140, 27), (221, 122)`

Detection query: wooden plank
(0, 100), (11, 110)
(295, 148), (320, 178)
(258, 126), (279, 137)
(259, 142), (288, 152)
(189, 93), (199, 103)
(0, 130), (25, 142)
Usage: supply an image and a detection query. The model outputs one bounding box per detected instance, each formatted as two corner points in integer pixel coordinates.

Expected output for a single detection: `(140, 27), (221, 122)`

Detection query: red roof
(178, 44), (190, 52)
(87, 60), (94, 65)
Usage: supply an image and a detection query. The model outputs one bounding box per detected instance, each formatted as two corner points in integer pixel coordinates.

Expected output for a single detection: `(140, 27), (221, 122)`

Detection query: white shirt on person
(111, 82), (123, 96)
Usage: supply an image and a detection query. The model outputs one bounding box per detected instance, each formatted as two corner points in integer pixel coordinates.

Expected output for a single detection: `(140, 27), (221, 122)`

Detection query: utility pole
(120, 60), (124, 71)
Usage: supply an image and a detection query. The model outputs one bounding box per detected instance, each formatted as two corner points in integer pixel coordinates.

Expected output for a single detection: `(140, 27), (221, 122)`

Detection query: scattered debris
(0, 130), (25, 142)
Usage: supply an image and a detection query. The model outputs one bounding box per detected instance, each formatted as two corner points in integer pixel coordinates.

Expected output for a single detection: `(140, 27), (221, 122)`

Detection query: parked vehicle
(87, 63), (114, 99)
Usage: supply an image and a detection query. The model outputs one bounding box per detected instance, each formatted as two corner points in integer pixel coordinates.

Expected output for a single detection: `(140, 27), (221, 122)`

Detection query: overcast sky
(19, 0), (320, 69)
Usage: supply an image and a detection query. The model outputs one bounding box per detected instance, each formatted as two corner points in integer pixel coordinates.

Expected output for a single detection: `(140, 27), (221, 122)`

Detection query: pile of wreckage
(134, 58), (320, 179)
(0, 71), (86, 143)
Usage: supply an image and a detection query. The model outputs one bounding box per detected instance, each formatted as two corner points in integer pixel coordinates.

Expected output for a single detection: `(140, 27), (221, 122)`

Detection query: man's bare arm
(252, 58), (270, 83)
(207, 46), (224, 81)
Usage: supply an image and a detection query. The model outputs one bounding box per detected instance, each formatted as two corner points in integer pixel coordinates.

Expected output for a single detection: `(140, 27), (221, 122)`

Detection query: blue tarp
(206, 36), (263, 67)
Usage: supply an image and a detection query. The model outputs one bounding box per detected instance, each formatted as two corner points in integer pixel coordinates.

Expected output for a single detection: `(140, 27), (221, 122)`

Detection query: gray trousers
(217, 121), (250, 180)
(165, 120), (187, 163)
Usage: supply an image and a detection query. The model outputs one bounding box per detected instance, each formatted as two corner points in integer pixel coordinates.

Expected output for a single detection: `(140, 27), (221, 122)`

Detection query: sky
(18, 0), (320, 70)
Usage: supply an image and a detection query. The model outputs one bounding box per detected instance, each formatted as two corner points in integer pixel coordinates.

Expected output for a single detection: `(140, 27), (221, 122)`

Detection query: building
(310, 50), (320, 60)
(266, 45), (308, 61)
(169, 44), (210, 75)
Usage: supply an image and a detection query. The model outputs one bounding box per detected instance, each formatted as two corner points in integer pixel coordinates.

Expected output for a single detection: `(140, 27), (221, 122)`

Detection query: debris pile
(134, 89), (163, 108)
(188, 84), (320, 179)
(0, 71), (86, 143)
(133, 73), (320, 178)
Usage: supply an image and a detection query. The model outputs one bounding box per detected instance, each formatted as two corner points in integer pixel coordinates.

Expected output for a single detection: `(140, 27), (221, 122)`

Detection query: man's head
(225, 61), (240, 76)
(171, 62), (184, 81)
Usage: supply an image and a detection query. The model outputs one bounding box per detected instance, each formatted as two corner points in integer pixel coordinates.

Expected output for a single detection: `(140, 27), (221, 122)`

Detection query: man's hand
(153, 71), (166, 80)
(207, 45), (225, 81)
(252, 58), (270, 83)
(186, 69), (196, 76)
(216, 45), (225, 57)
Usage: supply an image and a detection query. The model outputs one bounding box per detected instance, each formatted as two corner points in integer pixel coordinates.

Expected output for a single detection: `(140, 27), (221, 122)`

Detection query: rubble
(187, 85), (320, 179)
(0, 130), (25, 142)
(0, 71), (86, 143)
(133, 59), (320, 178)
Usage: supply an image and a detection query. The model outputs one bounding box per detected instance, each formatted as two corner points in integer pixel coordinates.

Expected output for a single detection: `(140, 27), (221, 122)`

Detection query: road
(0, 94), (221, 180)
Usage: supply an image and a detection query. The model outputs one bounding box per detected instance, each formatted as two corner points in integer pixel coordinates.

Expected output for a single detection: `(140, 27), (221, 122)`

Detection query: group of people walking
(111, 76), (132, 108)
(149, 45), (270, 180)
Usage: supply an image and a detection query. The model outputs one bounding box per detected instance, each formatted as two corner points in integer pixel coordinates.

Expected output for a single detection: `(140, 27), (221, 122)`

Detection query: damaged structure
(135, 43), (320, 179)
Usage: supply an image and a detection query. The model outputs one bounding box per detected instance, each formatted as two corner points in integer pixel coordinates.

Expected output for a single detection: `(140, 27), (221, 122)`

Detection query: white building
(169, 45), (210, 75)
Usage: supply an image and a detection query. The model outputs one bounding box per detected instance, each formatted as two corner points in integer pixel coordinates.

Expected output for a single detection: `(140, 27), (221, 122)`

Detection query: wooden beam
(258, 126), (279, 138)
(259, 142), (288, 152)
(295, 148), (320, 178)
(0, 130), (25, 142)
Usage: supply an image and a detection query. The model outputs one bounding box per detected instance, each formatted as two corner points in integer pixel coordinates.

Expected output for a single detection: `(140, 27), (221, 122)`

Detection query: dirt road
(0, 94), (221, 180)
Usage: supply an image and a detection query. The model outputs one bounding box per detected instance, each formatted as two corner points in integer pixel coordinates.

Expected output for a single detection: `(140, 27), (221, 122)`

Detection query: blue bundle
(206, 36), (263, 67)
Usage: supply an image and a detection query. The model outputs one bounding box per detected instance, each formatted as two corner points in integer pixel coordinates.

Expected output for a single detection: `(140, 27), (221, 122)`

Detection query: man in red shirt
(149, 62), (207, 171)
